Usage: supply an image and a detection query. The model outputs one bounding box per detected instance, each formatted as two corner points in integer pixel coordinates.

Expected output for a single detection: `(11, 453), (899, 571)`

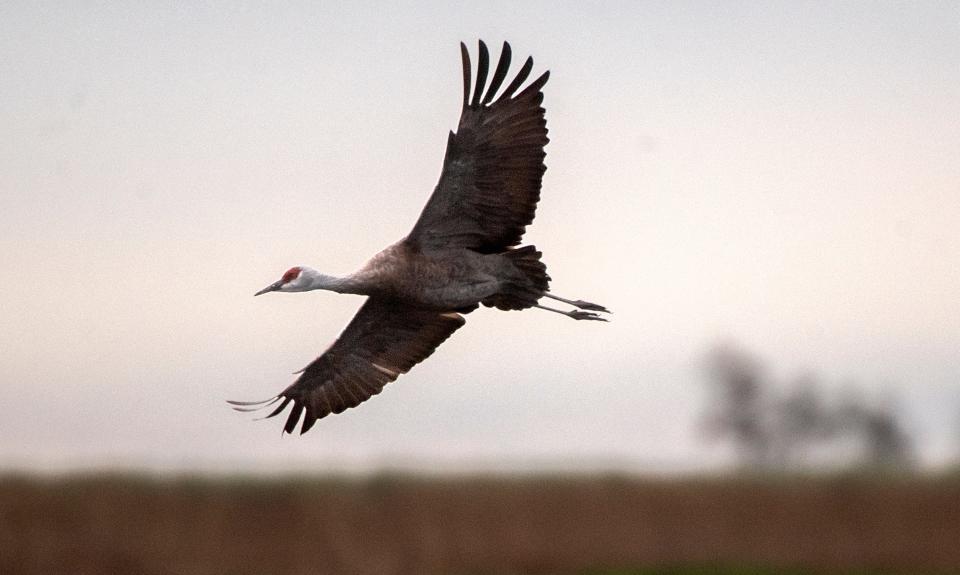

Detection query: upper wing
(231, 298), (465, 434)
(406, 40), (550, 254)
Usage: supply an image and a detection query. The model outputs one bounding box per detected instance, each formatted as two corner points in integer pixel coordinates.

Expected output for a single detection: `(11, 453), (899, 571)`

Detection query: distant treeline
(700, 342), (917, 472)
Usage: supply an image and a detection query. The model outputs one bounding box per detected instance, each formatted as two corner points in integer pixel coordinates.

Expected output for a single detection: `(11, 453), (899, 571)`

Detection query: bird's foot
(534, 303), (610, 322)
(568, 310), (608, 321)
(543, 293), (611, 314)
(570, 300), (610, 313)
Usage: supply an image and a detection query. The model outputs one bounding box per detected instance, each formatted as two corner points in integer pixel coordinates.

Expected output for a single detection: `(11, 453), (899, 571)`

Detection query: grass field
(2, 473), (958, 575)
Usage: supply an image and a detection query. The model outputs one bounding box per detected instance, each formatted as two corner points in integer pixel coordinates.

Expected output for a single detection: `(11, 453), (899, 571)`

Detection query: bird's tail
(483, 245), (551, 311)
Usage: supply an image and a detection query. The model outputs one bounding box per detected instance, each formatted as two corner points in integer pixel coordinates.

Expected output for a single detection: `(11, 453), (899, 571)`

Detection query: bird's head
(255, 266), (317, 296)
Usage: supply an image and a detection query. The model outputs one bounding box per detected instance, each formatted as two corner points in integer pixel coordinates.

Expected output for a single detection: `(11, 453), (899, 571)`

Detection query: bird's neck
(306, 272), (364, 295)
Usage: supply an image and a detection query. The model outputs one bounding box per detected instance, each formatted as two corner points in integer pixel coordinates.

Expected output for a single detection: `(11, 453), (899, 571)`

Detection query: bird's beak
(254, 280), (284, 296)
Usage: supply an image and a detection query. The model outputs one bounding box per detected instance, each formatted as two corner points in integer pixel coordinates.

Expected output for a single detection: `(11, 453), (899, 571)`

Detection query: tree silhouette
(701, 342), (772, 469)
(776, 374), (828, 470)
(699, 342), (915, 473)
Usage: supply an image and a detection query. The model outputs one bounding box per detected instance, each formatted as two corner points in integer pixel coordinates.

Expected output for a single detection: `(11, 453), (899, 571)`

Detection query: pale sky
(2, 2), (958, 473)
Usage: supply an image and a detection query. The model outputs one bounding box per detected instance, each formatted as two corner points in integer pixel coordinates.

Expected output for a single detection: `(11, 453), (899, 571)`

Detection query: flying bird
(231, 41), (609, 434)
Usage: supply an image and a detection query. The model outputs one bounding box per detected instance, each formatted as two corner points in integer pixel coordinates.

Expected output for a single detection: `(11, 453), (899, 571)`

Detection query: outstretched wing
(406, 40), (550, 254)
(230, 299), (465, 434)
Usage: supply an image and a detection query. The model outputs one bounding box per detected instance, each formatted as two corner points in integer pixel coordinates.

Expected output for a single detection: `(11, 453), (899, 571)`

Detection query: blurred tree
(832, 388), (914, 471)
(775, 373), (829, 470)
(699, 342), (915, 474)
(859, 399), (914, 471)
(955, 402), (960, 469)
(701, 342), (773, 470)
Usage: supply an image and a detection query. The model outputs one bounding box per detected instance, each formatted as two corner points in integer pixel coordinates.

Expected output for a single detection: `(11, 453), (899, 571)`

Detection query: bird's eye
(282, 267), (302, 283)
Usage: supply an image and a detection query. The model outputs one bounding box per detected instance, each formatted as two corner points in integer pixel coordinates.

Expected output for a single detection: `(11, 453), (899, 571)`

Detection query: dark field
(1, 473), (958, 575)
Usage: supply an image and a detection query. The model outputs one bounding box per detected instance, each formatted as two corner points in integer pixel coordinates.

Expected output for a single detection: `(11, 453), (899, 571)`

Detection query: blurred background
(1, 1), (958, 574)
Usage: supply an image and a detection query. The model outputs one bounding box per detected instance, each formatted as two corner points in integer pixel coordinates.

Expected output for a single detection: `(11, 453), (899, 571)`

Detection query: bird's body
(340, 242), (506, 310)
(233, 41), (608, 434)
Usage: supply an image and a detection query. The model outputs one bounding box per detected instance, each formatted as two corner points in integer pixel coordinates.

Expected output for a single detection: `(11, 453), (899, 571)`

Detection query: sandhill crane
(230, 41), (609, 434)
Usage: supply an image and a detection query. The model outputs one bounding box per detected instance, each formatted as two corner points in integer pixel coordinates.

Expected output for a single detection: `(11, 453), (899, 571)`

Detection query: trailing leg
(534, 304), (607, 321)
(544, 293), (610, 313)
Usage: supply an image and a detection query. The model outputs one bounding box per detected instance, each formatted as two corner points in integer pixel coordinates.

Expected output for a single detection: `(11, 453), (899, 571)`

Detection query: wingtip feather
(482, 42), (512, 106)
(300, 411), (318, 434)
(227, 396), (280, 412)
(263, 396), (291, 420)
(501, 56), (533, 100)
(470, 40), (490, 108)
(460, 42), (471, 110)
(519, 70), (550, 97)
(284, 403), (304, 434)
(226, 397), (277, 406)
